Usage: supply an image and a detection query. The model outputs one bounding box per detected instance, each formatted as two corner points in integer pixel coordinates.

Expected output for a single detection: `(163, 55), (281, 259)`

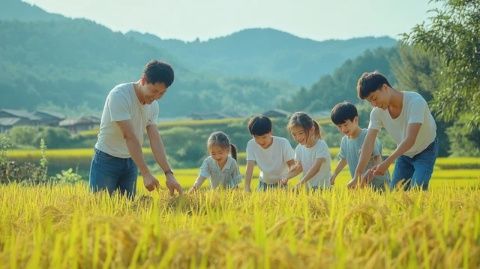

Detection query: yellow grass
(0, 180), (479, 268)
(1, 152), (479, 268)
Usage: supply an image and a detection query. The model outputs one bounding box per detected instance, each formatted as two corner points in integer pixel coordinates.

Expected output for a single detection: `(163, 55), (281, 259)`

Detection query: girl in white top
(283, 112), (332, 190)
(189, 131), (242, 191)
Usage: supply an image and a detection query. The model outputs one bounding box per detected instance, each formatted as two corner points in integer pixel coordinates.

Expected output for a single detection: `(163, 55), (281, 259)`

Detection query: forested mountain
(127, 29), (396, 86)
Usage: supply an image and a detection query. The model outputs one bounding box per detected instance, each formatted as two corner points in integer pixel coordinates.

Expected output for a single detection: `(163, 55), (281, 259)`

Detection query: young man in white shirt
(89, 60), (183, 198)
(351, 71), (438, 190)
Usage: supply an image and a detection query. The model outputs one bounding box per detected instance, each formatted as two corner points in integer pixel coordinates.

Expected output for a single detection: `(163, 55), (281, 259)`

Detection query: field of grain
(0, 155), (479, 268)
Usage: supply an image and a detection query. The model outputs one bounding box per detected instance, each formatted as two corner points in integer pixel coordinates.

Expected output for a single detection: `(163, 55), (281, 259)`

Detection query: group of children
(189, 72), (438, 192)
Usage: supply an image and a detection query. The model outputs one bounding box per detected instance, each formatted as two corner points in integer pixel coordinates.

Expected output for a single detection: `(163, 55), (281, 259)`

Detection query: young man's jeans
(89, 149), (138, 198)
(390, 138), (438, 190)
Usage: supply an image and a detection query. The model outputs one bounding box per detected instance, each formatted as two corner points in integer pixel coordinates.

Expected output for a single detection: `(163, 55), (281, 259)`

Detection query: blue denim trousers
(89, 149), (138, 198)
(390, 138), (438, 191)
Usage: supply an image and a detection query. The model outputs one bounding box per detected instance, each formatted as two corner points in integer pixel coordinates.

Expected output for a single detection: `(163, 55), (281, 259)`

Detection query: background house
(59, 116), (100, 133)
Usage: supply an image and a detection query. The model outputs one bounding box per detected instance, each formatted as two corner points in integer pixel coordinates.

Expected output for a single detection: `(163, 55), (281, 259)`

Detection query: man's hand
(143, 173), (160, 191)
(165, 173), (183, 196)
(372, 161), (390, 177)
(361, 169), (375, 186)
(279, 178), (289, 186)
(347, 178), (359, 189)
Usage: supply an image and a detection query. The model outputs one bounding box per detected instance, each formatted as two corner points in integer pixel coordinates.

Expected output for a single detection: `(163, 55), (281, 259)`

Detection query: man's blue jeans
(89, 149), (138, 198)
(390, 139), (438, 190)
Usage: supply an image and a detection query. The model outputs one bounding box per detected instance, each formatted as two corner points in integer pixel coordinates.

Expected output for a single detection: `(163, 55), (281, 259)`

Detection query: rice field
(0, 157), (479, 268)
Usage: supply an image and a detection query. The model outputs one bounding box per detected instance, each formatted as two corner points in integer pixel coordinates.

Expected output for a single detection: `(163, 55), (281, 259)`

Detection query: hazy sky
(24, 0), (436, 42)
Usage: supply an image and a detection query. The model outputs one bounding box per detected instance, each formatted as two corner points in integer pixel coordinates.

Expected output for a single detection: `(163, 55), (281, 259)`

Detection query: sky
(24, 0), (437, 42)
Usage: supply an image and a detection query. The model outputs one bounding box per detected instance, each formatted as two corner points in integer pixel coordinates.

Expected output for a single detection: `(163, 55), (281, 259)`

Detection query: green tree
(404, 0), (480, 127)
(34, 127), (73, 149)
(281, 47), (399, 113)
(447, 119), (480, 156)
(8, 126), (38, 147)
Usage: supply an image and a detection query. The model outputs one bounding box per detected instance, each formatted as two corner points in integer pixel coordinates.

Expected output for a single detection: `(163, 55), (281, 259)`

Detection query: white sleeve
(407, 96), (427, 124)
(283, 139), (295, 161)
(231, 161), (243, 183)
(108, 92), (131, 122)
(338, 137), (346, 160)
(146, 103), (159, 126)
(315, 141), (330, 159)
(368, 108), (383, 130)
(199, 158), (211, 178)
(246, 141), (256, 161)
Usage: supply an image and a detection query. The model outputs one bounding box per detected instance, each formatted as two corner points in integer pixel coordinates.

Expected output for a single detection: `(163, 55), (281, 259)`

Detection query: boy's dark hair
(248, 116), (272, 136)
(331, 102), (358, 125)
(143, 60), (174, 87)
(357, 71), (391, 99)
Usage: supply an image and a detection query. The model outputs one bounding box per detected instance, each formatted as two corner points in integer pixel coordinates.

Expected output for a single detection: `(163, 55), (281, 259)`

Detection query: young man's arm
(146, 124), (183, 195)
(330, 159), (347, 185)
(371, 123), (421, 176)
(295, 158), (325, 187)
(244, 160), (255, 192)
(116, 120), (159, 191)
(350, 128), (379, 188)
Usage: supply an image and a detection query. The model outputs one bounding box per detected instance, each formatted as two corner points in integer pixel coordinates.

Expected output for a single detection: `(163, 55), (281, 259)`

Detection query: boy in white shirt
(352, 71), (438, 190)
(244, 116), (295, 192)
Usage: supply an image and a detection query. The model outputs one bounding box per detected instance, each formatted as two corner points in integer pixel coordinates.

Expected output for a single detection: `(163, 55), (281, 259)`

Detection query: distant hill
(279, 47), (400, 113)
(0, 0), (397, 118)
(127, 29), (397, 86)
(0, 0), (295, 117)
(0, 0), (66, 21)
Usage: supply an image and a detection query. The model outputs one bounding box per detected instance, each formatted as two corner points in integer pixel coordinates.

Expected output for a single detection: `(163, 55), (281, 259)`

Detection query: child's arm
(330, 159), (347, 185)
(281, 161), (303, 184)
(372, 123), (421, 176)
(189, 176), (207, 193)
(244, 160), (255, 192)
(351, 129), (379, 188)
(296, 158), (325, 187)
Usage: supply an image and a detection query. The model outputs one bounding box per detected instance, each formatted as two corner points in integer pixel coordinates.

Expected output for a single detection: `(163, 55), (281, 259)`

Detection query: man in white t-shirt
(89, 60), (183, 197)
(351, 71), (438, 190)
(244, 116), (295, 192)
